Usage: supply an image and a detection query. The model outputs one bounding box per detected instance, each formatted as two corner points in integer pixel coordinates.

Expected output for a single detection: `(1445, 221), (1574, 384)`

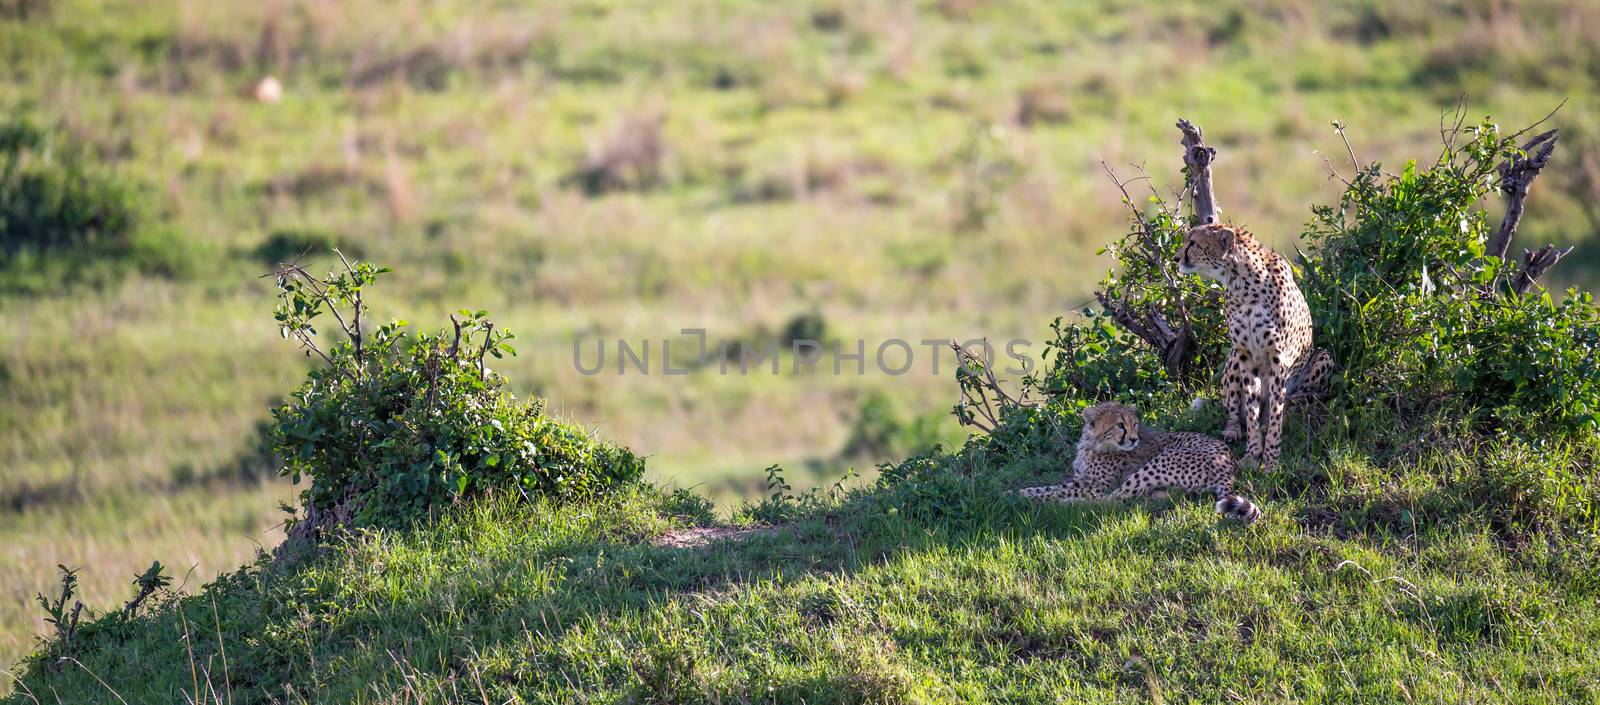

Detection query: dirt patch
(653, 526), (777, 549)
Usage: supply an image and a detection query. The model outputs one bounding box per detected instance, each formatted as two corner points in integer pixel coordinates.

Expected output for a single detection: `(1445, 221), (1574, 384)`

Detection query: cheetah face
(1081, 401), (1140, 452)
(1177, 224), (1236, 281)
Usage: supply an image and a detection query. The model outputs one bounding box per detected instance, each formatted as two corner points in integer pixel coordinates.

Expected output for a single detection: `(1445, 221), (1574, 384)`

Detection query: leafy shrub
(1022, 117), (1600, 438)
(0, 116), (197, 288)
(1298, 120), (1600, 434)
(268, 255), (644, 535)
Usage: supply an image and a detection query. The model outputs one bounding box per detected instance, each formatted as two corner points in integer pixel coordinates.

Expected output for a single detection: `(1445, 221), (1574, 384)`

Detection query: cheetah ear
(1216, 227), (1241, 263)
(1082, 404), (1104, 425)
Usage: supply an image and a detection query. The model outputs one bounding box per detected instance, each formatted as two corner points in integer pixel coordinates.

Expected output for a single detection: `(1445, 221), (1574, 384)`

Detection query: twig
(1314, 150), (1353, 188)
(1331, 119), (1361, 172)
(1438, 94), (1469, 159)
(0, 669), (42, 705)
(1505, 98), (1567, 144)
(212, 593), (234, 705)
(477, 322), (494, 380)
(178, 603), (200, 705)
(334, 249), (365, 380)
(950, 339), (1035, 434)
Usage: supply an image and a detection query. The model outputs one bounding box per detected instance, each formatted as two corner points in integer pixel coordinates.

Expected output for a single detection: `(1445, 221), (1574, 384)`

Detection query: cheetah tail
(1215, 494), (1262, 524)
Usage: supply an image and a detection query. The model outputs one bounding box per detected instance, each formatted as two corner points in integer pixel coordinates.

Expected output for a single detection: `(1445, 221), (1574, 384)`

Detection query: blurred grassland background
(3, 0), (1600, 668)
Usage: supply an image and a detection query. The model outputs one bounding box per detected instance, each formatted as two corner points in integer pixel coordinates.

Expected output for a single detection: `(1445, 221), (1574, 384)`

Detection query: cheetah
(1017, 402), (1261, 523)
(1178, 223), (1331, 468)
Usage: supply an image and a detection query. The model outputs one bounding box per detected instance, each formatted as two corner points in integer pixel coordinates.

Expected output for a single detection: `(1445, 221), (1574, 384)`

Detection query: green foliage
(747, 463), (856, 524)
(118, 561), (171, 624)
(840, 391), (944, 460)
(0, 116), (196, 289)
(1020, 117), (1600, 441)
(1300, 119), (1600, 434)
(1033, 314), (1178, 405)
(33, 565), (82, 668)
(268, 257), (644, 533)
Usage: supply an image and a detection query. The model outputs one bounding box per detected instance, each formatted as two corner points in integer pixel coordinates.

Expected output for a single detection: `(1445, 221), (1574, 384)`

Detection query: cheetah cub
(1179, 223), (1330, 468)
(1017, 402), (1261, 523)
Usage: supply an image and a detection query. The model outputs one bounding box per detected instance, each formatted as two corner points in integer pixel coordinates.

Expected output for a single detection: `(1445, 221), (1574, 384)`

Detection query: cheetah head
(1081, 401), (1141, 453)
(1177, 223), (1239, 281)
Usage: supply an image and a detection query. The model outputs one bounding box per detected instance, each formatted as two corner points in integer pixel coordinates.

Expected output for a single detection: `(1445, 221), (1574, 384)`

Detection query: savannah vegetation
(8, 113), (1600, 700)
(4, 0), (1600, 698)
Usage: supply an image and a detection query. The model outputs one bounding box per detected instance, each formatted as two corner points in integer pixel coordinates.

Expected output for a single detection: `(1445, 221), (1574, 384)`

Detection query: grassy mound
(6, 434), (1599, 703)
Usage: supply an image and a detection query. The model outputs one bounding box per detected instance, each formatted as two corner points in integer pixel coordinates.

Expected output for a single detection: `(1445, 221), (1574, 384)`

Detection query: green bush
(0, 116), (197, 288)
(268, 256), (644, 535)
(1025, 117), (1600, 437)
(1298, 121), (1600, 434)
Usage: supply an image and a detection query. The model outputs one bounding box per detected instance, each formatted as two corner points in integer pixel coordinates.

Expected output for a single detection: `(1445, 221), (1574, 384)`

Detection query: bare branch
(1512, 244), (1574, 295)
(1488, 129), (1559, 261)
(1438, 94), (1469, 160)
(334, 249), (365, 378)
(1176, 118), (1218, 225)
(1089, 119), (1222, 384)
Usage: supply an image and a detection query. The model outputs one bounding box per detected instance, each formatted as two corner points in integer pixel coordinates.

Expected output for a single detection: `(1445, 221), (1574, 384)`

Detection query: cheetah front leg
(1241, 369), (1264, 464)
(1260, 356), (1287, 468)
(1016, 481), (1101, 502)
(1220, 348), (1248, 443)
(1106, 473), (1159, 500)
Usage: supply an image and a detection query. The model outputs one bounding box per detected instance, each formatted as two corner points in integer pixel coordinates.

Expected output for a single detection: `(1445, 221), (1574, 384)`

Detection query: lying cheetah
(1018, 402), (1261, 523)
(1178, 223), (1330, 468)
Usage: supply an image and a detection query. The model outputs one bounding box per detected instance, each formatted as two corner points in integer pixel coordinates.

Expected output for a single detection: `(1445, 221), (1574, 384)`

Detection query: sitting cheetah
(1178, 223), (1330, 468)
(1018, 402), (1261, 523)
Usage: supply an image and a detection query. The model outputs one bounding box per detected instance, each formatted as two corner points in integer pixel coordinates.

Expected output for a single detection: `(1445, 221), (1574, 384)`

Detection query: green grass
(7, 429), (1599, 703)
(6, 0), (1600, 678)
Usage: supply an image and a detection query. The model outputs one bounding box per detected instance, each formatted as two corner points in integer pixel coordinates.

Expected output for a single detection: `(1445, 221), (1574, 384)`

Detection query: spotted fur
(1179, 224), (1330, 468)
(1017, 402), (1260, 523)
